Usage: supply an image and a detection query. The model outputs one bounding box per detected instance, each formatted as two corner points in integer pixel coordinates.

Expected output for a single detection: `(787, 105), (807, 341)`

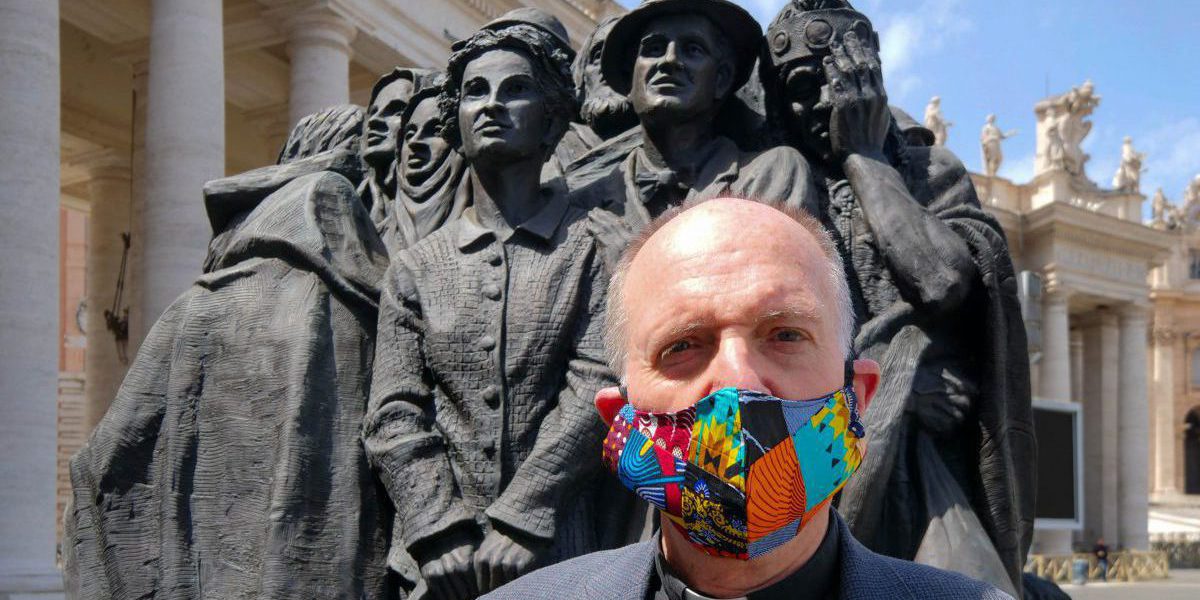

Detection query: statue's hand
(474, 524), (547, 593)
(823, 31), (890, 162)
(911, 367), (977, 437)
(587, 208), (636, 270)
(415, 527), (479, 600)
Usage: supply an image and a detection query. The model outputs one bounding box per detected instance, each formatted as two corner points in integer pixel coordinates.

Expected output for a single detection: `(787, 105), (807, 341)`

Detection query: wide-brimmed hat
(601, 0), (762, 96)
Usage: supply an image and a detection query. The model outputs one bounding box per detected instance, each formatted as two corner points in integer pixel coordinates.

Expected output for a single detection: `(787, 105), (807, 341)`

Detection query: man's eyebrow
(663, 320), (710, 341)
(754, 306), (819, 325)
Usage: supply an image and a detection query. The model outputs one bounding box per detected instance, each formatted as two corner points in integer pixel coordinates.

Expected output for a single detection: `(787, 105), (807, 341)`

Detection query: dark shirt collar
(625, 136), (743, 214)
(455, 179), (570, 249)
(653, 512), (841, 600)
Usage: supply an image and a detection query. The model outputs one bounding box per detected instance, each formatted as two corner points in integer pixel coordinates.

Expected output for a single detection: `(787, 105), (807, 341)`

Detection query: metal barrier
(1025, 551), (1170, 583)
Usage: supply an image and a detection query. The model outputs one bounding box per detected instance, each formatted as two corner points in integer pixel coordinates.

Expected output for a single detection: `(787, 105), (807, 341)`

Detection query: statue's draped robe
(63, 167), (393, 600)
(829, 144), (1035, 597)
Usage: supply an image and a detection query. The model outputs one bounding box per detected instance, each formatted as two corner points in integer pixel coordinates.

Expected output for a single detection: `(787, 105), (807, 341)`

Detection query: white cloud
(864, 0), (975, 105)
(1138, 117), (1200, 200)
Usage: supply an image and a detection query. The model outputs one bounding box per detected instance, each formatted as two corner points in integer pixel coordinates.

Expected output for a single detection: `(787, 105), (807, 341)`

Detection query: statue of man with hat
(758, 1), (1034, 596)
(578, 0), (819, 269)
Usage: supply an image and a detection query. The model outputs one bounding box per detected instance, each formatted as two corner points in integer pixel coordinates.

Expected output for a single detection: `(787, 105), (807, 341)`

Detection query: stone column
(0, 0), (62, 593)
(84, 157), (133, 431)
(1070, 329), (1084, 404)
(140, 0), (225, 329)
(286, 9), (356, 127)
(1118, 304), (1150, 550)
(1082, 310), (1120, 544)
(1040, 290), (1072, 401)
(1152, 306), (1178, 494)
(127, 61), (150, 354)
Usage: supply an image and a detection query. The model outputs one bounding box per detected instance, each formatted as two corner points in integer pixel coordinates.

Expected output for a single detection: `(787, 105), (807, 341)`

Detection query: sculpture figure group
(64, 1), (1035, 599)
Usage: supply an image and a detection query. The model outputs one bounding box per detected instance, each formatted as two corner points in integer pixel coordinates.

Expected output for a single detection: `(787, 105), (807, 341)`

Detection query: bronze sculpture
(363, 11), (618, 599)
(760, 1), (1034, 596)
(63, 3), (1042, 598)
(64, 105), (393, 600)
(385, 75), (473, 251)
(361, 67), (436, 249)
(578, 0), (818, 270)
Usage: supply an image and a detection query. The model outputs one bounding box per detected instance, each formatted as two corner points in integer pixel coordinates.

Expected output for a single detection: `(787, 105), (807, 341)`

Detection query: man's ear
(594, 386), (626, 426)
(852, 358), (880, 415)
(714, 61), (734, 102)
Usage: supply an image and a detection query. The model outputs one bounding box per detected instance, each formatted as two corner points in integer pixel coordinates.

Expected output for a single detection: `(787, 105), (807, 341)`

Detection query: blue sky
(614, 0), (1200, 209)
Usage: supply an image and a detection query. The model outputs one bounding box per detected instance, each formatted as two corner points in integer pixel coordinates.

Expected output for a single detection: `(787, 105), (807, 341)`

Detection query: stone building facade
(0, 1), (621, 597)
(973, 80), (1200, 555)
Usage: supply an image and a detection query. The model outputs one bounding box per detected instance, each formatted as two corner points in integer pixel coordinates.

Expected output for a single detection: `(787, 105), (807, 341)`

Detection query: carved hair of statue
(438, 23), (579, 154)
(277, 104), (366, 165)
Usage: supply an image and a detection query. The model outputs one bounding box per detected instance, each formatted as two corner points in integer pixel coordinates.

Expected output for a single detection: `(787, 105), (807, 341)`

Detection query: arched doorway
(1187, 407), (1200, 495)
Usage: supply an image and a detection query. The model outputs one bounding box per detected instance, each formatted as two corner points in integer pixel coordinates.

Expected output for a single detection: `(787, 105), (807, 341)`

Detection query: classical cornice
(1025, 201), (1175, 264)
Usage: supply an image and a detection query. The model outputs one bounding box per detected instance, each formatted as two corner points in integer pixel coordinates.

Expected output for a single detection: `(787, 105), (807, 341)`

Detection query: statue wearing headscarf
(382, 75), (472, 251)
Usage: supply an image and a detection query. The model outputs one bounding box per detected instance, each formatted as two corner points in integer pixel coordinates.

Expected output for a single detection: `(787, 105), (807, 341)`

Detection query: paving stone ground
(1061, 569), (1200, 599)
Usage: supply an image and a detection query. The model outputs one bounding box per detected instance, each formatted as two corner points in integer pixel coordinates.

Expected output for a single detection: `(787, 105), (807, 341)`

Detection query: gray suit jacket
(483, 511), (1013, 600)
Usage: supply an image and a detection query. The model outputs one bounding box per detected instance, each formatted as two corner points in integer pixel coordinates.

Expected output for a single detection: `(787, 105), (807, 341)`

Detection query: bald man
(485, 198), (1010, 599)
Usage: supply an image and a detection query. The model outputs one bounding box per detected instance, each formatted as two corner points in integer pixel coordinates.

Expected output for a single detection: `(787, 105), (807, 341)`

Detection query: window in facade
(1190, 249), (1200, 280)
(1192, 348), (1200, 388)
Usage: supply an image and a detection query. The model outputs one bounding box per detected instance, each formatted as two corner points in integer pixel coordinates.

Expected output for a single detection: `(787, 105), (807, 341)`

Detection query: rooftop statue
(1112, 136), (1146, 193)
(981, 114), (1017, 178)
(1035, 80), (1100, 177)
(760, 1), (1033, 596)
(64, 104), (393, 600)
(924, 96), (953, 146)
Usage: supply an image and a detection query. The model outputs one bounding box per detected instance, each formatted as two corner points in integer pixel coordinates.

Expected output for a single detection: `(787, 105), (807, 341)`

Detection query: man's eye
(661, 339), (694, 358)
(641, 41), (665, 56)
(773, 329), (804, 343)
(464, 81), (487, 97)
(686, 43), (706, 56)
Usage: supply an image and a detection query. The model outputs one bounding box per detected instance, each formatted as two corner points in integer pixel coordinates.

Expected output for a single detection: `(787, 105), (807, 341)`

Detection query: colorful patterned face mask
(602, 376), (866, 560)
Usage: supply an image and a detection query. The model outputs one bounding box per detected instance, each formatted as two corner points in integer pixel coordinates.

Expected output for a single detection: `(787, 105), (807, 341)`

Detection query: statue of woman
(386, 77), (472, 251)
(364, 10), (617, 599)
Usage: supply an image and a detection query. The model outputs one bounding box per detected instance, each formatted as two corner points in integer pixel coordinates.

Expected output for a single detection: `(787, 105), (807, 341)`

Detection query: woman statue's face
(457, 47), (549, 166)
(400, 95), (451, 193)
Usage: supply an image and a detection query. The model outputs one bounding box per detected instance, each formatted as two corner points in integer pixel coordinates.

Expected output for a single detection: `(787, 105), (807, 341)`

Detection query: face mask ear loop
(844, 355), (866, 439)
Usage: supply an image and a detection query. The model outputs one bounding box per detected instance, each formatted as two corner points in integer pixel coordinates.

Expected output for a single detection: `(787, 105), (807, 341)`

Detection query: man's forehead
(372, 78), (415, 108)
(462, 47), (535, 79)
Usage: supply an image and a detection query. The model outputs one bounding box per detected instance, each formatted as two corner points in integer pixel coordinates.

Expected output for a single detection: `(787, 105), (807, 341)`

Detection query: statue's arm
(363, 259), (479, 555)
(843, 151), (978, 313)
(485, 241), (617, 542)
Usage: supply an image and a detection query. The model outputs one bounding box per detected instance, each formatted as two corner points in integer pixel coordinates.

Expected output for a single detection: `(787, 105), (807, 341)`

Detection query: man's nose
(707, 337), (768, 395)
(658, 41), (682, 70)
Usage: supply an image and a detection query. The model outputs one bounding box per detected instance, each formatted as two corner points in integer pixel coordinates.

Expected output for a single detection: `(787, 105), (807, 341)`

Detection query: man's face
(780, 56), (833, 164)
(579, 21), (637, 138)
(400, 95), (452, 196)
(619, 199), (847, 413)
(627, 14), (732, 126)
(458, 48), (550, 167)
(362, 78), (416, 168)
(777, 28), (881, 165)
